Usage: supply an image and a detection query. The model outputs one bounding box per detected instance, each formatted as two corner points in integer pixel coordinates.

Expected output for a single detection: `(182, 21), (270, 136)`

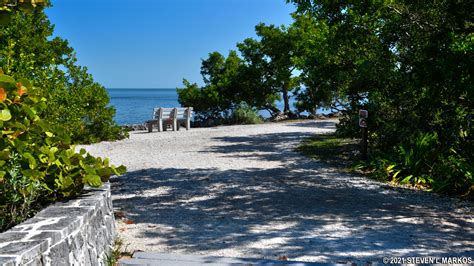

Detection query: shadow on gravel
(112, 166), (473, 261)
(201, 131), (315, 162)
(199, 120), (337, 162)
(286, 121), (337, 129)
(111, 119), (472, 262)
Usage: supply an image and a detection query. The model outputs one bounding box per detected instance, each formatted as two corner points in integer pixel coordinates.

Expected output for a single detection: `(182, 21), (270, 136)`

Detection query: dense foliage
(0, 1), (127, 232)
(180, 0), (472, 196)
(287, 0), (473, 197)
(0, 8), (126, 143)
(0, 74), (126, 231)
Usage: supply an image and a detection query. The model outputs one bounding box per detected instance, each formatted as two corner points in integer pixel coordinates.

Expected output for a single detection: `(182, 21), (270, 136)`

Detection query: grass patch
(106, 237), (132, 266)
(297, 133), (359, 169)
(298, 134), (474, 199)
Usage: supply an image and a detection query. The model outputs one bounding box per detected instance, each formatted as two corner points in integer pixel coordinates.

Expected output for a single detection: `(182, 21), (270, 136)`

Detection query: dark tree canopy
(287, 0), (473, 196)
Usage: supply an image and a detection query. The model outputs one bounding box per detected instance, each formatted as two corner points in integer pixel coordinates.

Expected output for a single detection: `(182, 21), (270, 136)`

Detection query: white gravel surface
(82, 120), (473, 263)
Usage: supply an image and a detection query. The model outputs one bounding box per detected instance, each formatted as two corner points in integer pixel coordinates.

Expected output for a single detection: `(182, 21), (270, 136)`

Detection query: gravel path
(82, 120), (473, 263)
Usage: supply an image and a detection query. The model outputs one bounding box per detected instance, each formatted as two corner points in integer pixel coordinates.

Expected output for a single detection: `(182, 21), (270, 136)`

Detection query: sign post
(359, 110), (368, 160)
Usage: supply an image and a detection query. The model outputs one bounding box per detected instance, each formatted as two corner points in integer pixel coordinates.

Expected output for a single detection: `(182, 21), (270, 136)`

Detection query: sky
(46, 0), (295, 88)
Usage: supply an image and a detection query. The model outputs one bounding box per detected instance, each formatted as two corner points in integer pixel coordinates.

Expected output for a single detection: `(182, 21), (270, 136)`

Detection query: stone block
(0, 182), (115, 266)
(0, 232), (28, 243)
(0, 256), (16, 266)
(29, 231), (62, 247)
(48, 240), (70, 266)
(0, 240), (48, 265)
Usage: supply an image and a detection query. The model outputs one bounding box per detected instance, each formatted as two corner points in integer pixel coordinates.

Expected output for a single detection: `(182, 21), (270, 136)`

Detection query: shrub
(0, 74), (126, 231)
(356, 132), (473, 197)
(228, 102), (263, 125)
(0, 10), (127, 144)
(1, 151), (44, 230)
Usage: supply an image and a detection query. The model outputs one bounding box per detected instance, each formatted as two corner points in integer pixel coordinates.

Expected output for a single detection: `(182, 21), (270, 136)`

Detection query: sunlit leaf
(0, 109), (11, 121)
(84, 174), (102, 187)
(0, 74), (16, 89)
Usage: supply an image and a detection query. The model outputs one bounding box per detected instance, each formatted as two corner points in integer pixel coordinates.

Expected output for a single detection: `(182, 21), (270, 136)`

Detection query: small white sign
(359, 118), (367, 128)
(359, 109), (368, 118)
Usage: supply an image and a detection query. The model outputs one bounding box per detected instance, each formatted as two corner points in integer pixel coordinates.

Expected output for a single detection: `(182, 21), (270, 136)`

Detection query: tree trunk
(264, 105), (280, 117)
(283, 87), (290, 113)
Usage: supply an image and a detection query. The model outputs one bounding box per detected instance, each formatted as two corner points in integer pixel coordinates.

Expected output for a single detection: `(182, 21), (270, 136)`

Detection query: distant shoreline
(106, 88), (335, 125)
(120, 115), (342, 131)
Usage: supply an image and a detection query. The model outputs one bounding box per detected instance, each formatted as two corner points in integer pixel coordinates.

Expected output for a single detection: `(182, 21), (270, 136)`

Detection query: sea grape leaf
(0, 109), (11, 121)
(23, 152), (37, 169)
(84, 174), (102, 187)
(0, 74), (16, 89)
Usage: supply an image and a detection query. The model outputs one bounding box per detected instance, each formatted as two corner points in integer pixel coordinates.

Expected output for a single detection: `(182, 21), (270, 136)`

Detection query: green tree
(0, 74), (126, 231)
(180, 22), (303, 120)
(238, 23), (299, 115)
(178, 51), (240, 122)
(287, 0), (473, 195)
(0, 0), (127, 232)
(236, 38), (279, 115)
(0, 7), (125, 143)
(289, 13), (335, 115)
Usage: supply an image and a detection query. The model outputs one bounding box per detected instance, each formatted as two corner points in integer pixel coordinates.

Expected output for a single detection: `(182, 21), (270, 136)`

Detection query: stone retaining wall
(0, 183), (115, 266)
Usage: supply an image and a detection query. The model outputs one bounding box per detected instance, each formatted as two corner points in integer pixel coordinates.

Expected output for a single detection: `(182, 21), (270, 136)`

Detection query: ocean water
(107, 88), (327, 125)
(108, 88), (180, 125)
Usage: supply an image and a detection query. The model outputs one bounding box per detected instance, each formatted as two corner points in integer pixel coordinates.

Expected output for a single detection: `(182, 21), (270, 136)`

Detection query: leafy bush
(285, 1), (473, 197)
(1, 150), (44, 230)
(355, 132), (473, 197)
(43, 65), (128, 144)
(227, 102), (263, 125)
(0, 10), (127, 143)
(0, 74), (126, 231)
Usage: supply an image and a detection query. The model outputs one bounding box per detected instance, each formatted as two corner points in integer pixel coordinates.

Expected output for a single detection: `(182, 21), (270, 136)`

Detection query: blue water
(108, 88), (180, 125)
(107, 88), (328, 125)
